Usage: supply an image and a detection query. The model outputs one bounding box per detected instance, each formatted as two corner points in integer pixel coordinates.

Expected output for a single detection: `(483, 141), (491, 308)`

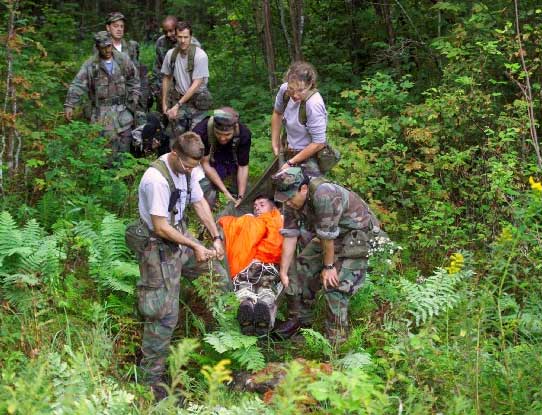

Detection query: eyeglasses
(286, 84), (310, 96)
(176, 153), (200, 171)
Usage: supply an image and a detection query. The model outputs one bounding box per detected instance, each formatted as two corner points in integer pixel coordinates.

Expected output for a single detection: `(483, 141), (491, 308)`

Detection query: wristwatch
(213, 235), (223, 241)
(323, 263), (335, 270)
(287, 160), (296, 167)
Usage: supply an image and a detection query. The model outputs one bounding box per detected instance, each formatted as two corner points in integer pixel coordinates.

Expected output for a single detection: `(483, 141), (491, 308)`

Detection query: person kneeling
(218, 196), (283, 335)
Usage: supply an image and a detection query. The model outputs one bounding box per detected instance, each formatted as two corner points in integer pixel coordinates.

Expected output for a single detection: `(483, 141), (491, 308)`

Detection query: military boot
(274, 294), (303, 339)
(237, 299), (255, 336)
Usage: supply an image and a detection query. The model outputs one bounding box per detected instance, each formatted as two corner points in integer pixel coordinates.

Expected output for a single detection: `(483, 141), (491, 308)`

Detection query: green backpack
(169, 45), (213, 110)
(125, 159), (191, 255)
(280, 88), (340, 173)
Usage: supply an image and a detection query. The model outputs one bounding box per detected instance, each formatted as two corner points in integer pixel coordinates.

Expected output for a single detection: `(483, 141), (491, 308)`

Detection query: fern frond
(0, 211), (23, 257)
(204, 330), (257, 354)
(230, 346), (266, 371)
(400, 267), (474, 326)
(338, 351), (372, 369)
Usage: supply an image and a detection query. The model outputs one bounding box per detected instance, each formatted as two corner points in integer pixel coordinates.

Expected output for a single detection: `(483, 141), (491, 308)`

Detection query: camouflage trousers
(137, 232), (228, 384)
(232, 261), (282, 329)
(92, 104), (133, 157)
(167, 91), (206, 138)
(199, 173), (238, 211)
(293, 237), (367, 343)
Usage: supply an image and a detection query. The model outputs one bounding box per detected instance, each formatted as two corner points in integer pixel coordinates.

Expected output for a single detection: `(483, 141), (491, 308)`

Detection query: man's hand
(193, 244), (216, 262)
(166, 103), (179, 120)
(234, 196), (243, 207)
(321, 267), (339, 290)
(279, 162), (290, 171)
(64, 107), (73, 122)
(279, 271), (289, 288)
(212, 239), (224, 260)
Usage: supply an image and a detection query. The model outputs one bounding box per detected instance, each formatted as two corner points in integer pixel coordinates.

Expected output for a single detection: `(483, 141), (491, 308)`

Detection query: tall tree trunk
(276, 0), (293, 61)
(288, 0), (304, 61)
(1, 0), (20, 192)
(262, 0), (278, 90)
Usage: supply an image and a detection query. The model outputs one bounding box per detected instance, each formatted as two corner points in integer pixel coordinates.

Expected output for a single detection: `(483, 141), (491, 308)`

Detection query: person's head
(212, 107), (239, 144)
(162, 15), (178, 42)
(253, 195), (276, 217)
(272, 167), (310, 209)
(94, 31), (113, 60)
(175, 21), (192, 52)
(105, 12), (126, 41)
(170, 131), (204, 174)
(284, 61), (318, 102)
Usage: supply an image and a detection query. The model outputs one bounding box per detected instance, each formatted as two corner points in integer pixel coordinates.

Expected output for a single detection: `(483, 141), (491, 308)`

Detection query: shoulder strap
(299, 89), (318, 125)
(187, 44), (196, 79)
(207, 116), (217, 164)
(231, 132), (240, 165)
(151, 159), (177, 226)
(112, 50), (128, 74)
(280, 87), (318, 125)
(170, 46), (180, 75)
(308, 176), (330, 197)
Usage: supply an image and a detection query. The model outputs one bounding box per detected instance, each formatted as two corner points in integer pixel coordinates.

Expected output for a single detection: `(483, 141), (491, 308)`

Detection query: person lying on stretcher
(218, 195), (283, 335)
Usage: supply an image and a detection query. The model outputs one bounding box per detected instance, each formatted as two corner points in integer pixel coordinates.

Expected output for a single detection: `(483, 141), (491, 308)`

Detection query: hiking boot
(273, 317), (302, 339)
(237, 299), (255, 335)
(253, 301), (272, 336)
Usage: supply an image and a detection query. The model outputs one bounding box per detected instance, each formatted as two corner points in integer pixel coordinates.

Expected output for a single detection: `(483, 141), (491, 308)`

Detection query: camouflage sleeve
(152, 39), (165, 91)
(129, 40), (140, 64)
(312, 184), (344, 240)
(64, 63), (90, 108)
(125, 58), (141, 107)
(279, 206), (301, 238)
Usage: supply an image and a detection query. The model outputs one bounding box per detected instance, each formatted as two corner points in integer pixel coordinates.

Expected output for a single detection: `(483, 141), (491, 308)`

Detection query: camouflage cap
(94, 31), (112, 47)
(272, 166), (305, 202)
(213, 107), (238, 132)
(106, 12), (126, 24)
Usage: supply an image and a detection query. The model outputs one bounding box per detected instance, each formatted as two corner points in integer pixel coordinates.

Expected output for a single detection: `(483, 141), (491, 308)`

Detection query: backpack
(206, 116), (241, 165)
(125, 159), (191, 254)
(307, 177), (388, 259)
(279, 87), (340, 173)
(169, 44), (197, 80)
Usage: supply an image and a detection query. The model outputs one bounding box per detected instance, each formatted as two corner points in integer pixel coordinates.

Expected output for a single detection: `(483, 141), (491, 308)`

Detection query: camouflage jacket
(281, 181), (380, 240)
(152, 35), (202, 92)
(64, 50), (141, 112)
(94, 38), (139, 66)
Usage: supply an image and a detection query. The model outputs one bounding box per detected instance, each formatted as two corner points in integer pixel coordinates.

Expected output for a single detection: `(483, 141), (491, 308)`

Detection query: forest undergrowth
(1, 1), (542, 414)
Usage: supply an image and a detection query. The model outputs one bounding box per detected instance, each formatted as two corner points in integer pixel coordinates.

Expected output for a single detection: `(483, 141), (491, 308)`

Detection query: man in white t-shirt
(161, 21), (212, 135)
(136, 131), (225, 401)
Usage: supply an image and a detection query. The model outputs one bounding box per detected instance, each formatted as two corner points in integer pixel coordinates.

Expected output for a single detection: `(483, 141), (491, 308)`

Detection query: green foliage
(300, 328), (332, 358)
(399, 266), (473, 326)
(0, 211), (63, 312)
(73, 214), (138, 295)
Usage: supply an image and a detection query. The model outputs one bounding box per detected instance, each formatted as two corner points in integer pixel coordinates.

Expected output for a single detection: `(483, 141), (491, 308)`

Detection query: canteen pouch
(317, 144), (341, 173)
(192, 87), (213, 111)
(125, 219), (151, 255)
(341, 229), (370, 259)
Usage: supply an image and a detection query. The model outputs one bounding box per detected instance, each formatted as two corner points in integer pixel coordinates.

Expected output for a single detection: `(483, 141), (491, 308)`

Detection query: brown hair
(171, 131), (204, 159)
(176, 21), (192, 36)
(284, 61), (318, 89)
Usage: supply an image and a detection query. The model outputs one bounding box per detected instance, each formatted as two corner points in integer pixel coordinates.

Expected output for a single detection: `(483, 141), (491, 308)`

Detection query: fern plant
(399, 267), (474, 326)
(0, 211), (64, 312)
(73, 214), (138, 295)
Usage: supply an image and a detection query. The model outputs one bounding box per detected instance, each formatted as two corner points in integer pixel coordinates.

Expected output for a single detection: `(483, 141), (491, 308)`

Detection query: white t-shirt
(161, 46), (209, 95)
(273, 82), (327, 150)
(138, 153), (205, 230)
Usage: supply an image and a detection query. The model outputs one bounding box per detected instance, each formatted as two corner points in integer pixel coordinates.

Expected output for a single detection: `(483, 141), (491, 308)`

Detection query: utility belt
(338, 225), (389, 259)
(125, 218), (184, 255)
(97, 96), (125, 106)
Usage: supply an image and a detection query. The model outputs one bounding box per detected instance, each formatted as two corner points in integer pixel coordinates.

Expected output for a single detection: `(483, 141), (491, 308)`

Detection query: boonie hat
(272, 167), (305, 202)
(106, 12), (126, 24)
(94, 31), (112, 47)
(213, 107), (238, 133)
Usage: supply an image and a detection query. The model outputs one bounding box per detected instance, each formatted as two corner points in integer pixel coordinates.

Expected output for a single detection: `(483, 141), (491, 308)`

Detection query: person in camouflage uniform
(136, 131), (228, 401)
(272, 167), (385, 344)
(152, 15), (201, 113)
(64, 31), (140, 157)
(105, 12), (140, 65)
